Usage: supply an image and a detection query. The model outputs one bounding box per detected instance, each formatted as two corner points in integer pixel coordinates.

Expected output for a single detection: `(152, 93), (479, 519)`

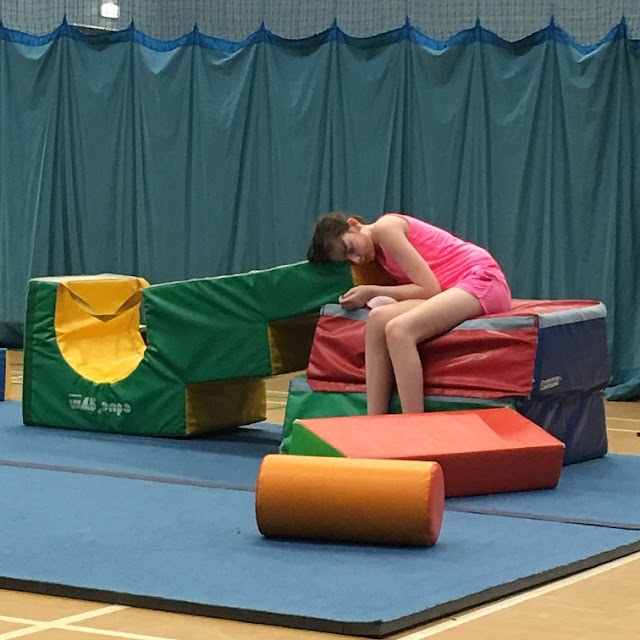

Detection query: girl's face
(328, 224), (375, 265)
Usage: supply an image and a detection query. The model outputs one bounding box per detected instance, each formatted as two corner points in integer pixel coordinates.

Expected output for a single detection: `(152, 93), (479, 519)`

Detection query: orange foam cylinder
(255, 454), (445, 546)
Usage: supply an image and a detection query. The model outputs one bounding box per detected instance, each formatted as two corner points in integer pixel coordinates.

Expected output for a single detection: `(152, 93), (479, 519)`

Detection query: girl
(307, 211), (512, 415)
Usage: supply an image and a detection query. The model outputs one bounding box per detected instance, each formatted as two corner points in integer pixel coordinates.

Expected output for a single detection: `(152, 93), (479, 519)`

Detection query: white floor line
(0, 617), (35, 626)
(0, 604), (126, 640)
(395, 551), (640, 640)
(58, 623), (182, 640)
(607, 427), (640, 432)
(266, 390), (289, 399)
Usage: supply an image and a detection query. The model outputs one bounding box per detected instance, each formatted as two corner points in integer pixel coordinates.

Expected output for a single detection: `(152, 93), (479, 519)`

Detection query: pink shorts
(454, 266), (512, 315)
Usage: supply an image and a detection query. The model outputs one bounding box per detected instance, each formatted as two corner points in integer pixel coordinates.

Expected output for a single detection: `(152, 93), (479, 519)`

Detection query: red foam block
(289, 408), (565, 497)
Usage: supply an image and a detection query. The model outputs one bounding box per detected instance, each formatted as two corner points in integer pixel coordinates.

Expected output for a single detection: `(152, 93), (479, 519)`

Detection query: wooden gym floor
(1, 349), (639, 639)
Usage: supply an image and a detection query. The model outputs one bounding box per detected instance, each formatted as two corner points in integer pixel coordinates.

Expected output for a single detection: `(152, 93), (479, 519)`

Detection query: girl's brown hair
(307, 211), (365, 262)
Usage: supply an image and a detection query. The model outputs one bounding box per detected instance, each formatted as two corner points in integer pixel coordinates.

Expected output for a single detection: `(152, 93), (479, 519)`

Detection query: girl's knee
(384, 316), (414, 346)
(366, 306), (390, 331)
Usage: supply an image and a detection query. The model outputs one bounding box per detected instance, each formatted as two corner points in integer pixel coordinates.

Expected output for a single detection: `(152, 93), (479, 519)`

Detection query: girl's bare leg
(385, 288), (484, 413)
(365, 300), (423, 414)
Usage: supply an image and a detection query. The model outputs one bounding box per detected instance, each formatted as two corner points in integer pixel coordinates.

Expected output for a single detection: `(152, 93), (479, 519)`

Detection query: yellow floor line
(0, 604), (126, 639)
(395, 551), (640, 639)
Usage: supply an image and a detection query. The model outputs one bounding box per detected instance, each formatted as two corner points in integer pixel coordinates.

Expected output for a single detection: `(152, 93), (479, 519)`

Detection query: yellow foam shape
(186, 377), (267, 436)
(3, 351), (10, 400)
(267, 312), (320, 375)
(54, 275), (149, 384)
(350, 262), (396, 287)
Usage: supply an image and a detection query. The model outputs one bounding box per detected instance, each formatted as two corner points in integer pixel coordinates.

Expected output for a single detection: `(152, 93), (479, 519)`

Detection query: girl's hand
(339, 285), (374, 309)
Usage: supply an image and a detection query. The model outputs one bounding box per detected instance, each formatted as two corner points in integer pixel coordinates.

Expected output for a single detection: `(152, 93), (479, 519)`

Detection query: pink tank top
(375, 214), (501, 290)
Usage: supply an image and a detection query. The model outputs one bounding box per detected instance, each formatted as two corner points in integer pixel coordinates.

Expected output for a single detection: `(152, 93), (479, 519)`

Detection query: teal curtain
(1, 19), (639, 398)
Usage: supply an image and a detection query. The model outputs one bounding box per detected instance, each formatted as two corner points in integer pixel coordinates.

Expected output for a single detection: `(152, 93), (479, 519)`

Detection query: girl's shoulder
(375, 213), (410, 231)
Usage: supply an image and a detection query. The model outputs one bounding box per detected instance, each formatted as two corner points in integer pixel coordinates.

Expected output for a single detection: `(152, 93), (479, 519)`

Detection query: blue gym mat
(1, 400), (640, 637)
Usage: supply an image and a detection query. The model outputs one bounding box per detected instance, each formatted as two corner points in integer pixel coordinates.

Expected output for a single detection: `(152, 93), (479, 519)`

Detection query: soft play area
(2, 258), (640, 635)
(21, 262), (352, 436)
(2, 401), (640, 636)
(1, 3), (640, 637)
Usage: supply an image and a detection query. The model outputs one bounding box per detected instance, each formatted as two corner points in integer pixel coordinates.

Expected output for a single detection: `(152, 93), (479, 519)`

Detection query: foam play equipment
(255, 454), (445, 546)
(288, 408), (565, 497)
(282, 299), (610, 464)
(0, 348), (9, 401)
(280, 376), (511, 453)
(22, 262), (353, 436)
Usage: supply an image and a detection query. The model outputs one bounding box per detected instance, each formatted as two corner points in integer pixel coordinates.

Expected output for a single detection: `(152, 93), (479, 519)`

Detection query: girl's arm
(372, 215), (441, 299)
(339, 282), (426, 308)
